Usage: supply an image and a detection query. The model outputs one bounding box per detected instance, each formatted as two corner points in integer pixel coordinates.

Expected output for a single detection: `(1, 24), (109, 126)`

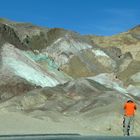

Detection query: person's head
(127, 99), (133, 103)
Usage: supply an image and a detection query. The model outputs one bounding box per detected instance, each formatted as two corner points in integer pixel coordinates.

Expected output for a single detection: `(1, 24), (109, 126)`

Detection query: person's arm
(134, 104), (137, 110)
(124, 104), (126, 110)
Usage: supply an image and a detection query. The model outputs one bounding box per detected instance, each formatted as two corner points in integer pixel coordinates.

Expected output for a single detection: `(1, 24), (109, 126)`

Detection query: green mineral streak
(24, 51), (58, 69)
(23, 51), (73, 81)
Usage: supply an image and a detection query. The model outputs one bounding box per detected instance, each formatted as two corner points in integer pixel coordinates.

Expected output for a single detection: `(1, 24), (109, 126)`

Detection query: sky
(0, 0), (140, 36)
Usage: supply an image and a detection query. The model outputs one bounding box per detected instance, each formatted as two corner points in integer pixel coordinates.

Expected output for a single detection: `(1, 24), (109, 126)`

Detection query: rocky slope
(0, 18), (140, 135)
(86, 26), (140, 91)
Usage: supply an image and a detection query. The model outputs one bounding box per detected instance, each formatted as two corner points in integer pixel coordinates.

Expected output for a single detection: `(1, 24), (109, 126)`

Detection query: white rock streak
(44, 37), (93, 66)
(2, 43), (59, 87)
(131, 72), (140, 82)
(88, 73), (128, 94)
(92, 49), (109, 57)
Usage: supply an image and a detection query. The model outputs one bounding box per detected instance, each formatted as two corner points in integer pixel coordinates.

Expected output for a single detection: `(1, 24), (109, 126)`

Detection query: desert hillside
(0, 18), (140, 135)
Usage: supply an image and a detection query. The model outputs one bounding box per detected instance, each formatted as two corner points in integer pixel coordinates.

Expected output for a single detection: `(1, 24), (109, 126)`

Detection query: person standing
(123, 99), (137, 136)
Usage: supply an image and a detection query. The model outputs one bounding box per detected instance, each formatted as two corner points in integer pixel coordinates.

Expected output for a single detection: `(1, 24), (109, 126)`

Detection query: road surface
(0, 134), (140, 140)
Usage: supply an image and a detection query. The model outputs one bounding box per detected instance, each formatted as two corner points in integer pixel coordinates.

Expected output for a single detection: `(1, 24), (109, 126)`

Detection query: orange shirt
(124, 102), (137, 116)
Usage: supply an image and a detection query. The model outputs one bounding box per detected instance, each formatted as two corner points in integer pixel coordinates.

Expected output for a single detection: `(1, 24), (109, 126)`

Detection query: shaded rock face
(0, 23), (26, 49)
(0, 76), (38, 101)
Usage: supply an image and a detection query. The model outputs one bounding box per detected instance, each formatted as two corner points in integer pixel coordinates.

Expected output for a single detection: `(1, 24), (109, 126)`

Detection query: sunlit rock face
(86, 25), (140, 91)
(0, 18), (140, 97)
(2, 43), (58, 87)
(0, 19), (140, 93)
(0, 19), (118, 79)
(1, 43), (72, 87)
(41, 31), (118, 78)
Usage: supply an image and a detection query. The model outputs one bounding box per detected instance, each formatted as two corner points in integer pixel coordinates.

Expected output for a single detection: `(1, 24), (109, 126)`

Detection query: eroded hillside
(0, 18), (140, 135)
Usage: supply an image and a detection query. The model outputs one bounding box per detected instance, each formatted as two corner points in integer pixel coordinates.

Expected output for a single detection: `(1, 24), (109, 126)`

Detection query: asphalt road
(0, 134), (140, 140)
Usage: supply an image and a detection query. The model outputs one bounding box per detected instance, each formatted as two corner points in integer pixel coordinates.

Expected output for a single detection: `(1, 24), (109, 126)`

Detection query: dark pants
(123, 116), (134, 136)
